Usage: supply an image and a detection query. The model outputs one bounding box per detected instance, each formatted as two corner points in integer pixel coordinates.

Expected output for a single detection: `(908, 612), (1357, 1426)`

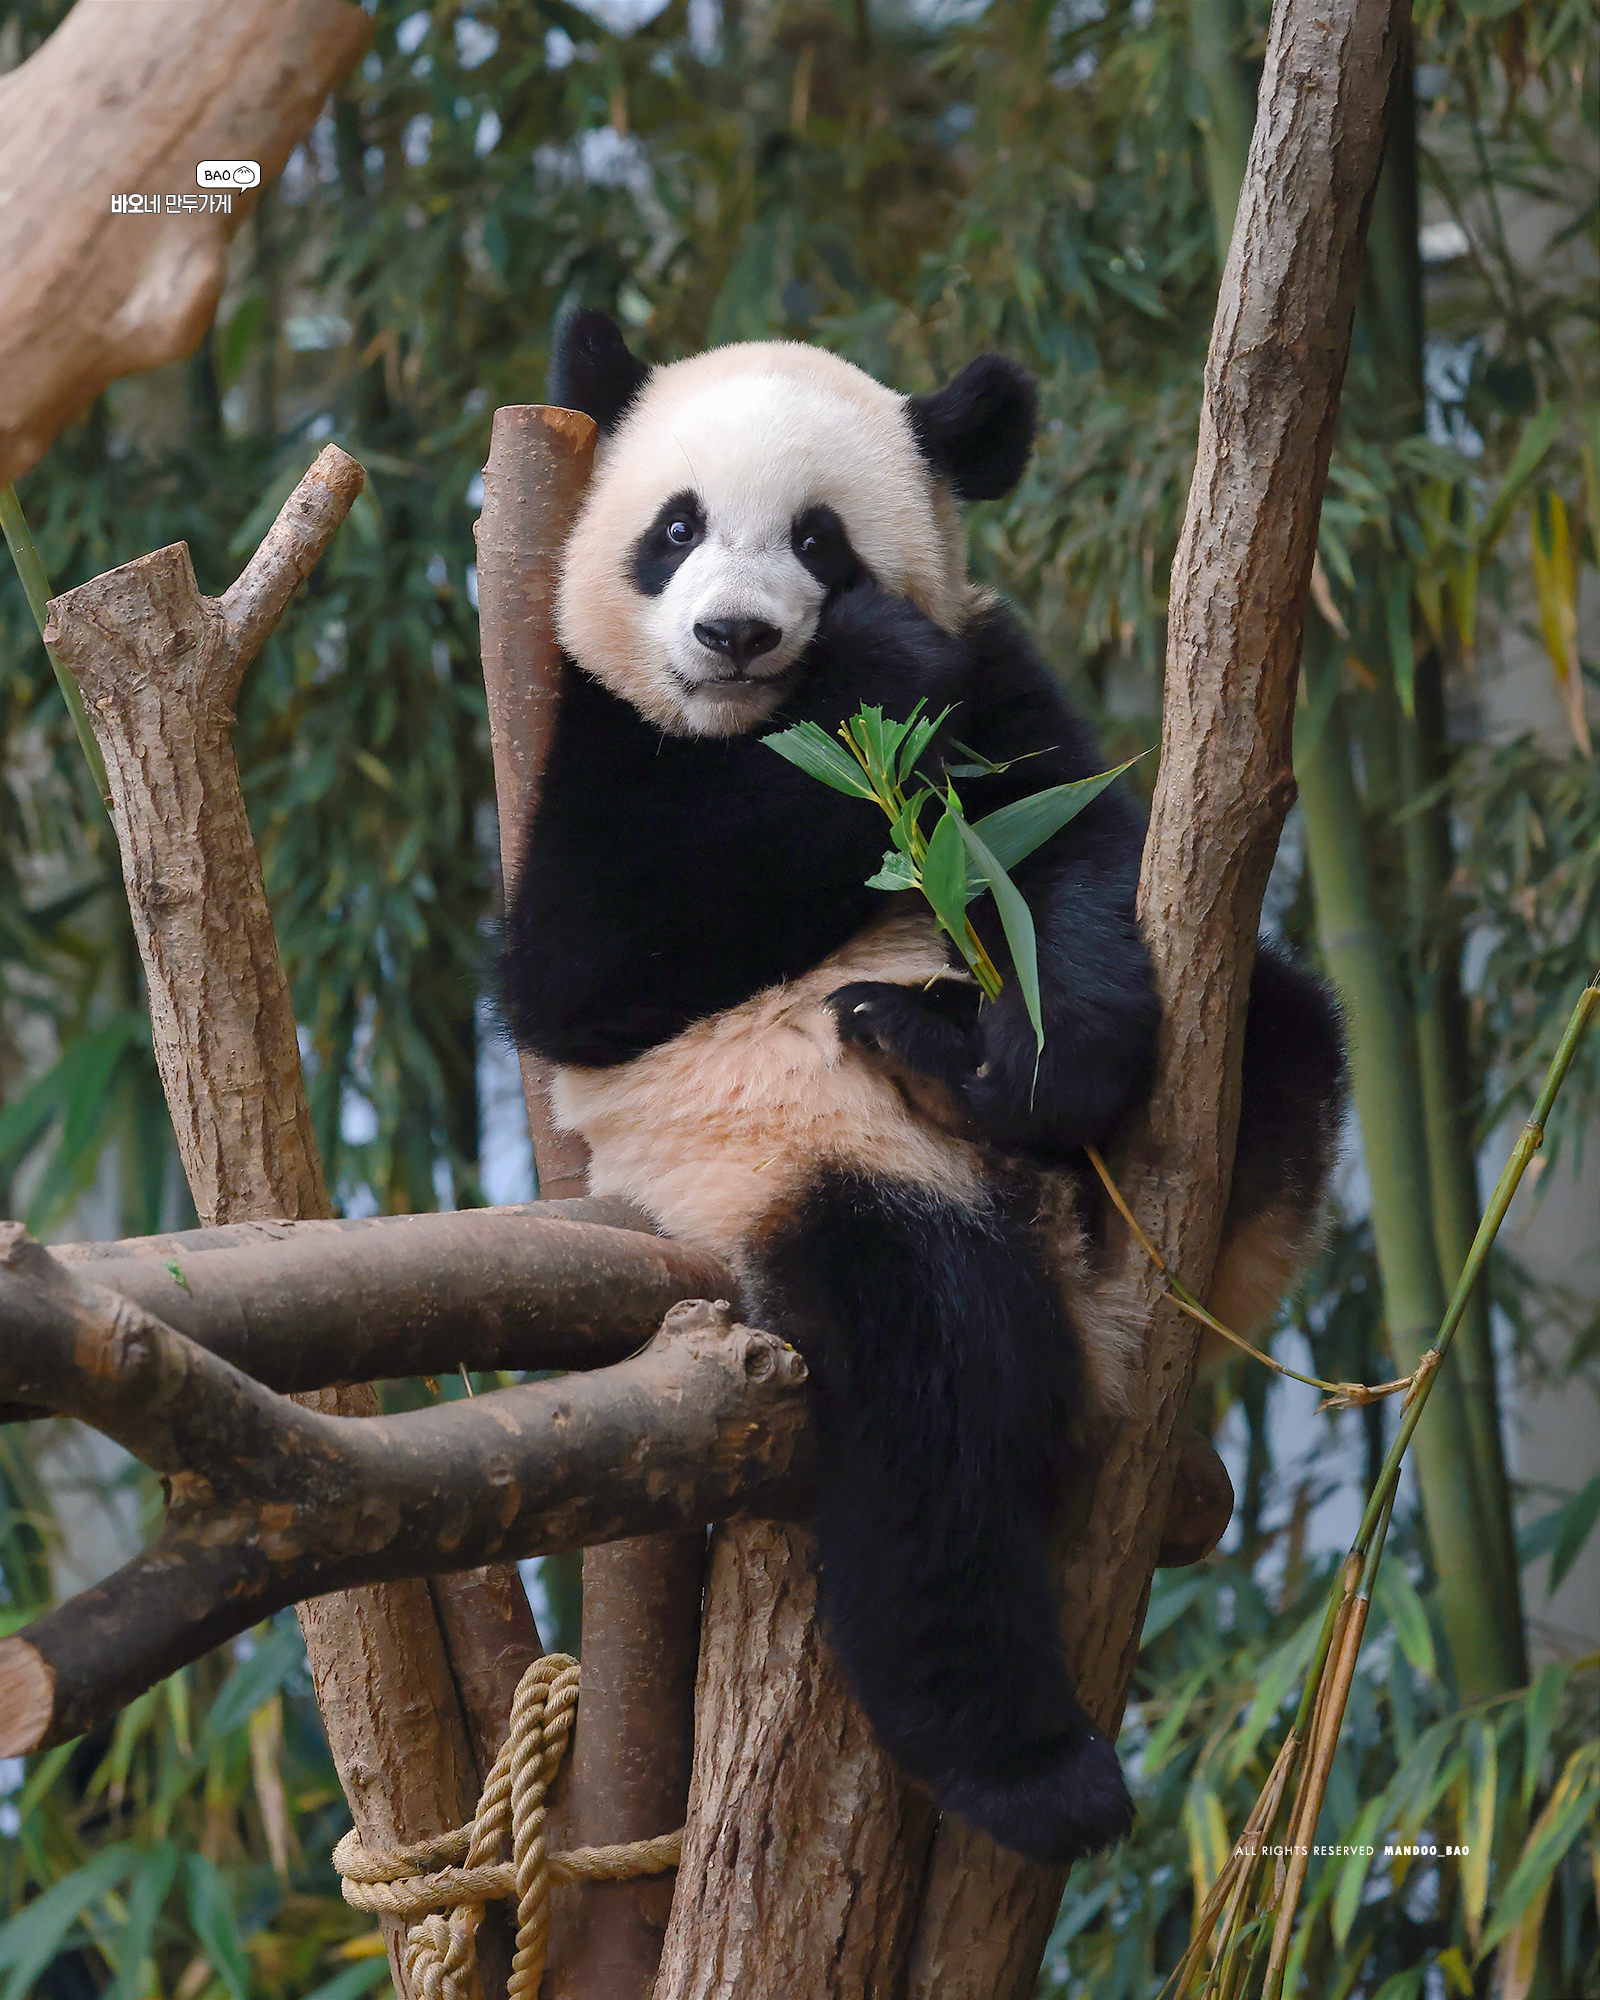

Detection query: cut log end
(0, 1637), (55, 1755)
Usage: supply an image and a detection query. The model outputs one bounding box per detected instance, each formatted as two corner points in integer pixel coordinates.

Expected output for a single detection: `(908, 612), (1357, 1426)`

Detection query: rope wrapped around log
(333, 1655), (683, 2000)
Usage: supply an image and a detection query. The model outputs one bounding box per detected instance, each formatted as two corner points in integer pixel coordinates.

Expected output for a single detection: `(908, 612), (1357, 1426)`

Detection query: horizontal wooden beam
(0, 1219), (806, 1753)
(1, 1201), (735, 1423)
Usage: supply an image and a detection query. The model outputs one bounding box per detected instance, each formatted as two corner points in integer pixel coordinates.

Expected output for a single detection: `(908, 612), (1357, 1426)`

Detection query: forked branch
(0, 1226), (809, 1756)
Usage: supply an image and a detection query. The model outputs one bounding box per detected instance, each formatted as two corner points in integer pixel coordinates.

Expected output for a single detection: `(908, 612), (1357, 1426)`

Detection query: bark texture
(0, 0), (370, 487)
(476, 402), (596, 1203)
(479, 404), (712, 2000)
(655, 1524), (936, 2000)
(0, 1206), (736, 1423)
(42, 450), (504, 2000)
(0, 1261), (810, 1755)
(902, 0), (1409, 1990)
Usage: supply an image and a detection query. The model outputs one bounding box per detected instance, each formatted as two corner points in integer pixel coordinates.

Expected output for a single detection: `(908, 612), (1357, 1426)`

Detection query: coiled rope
(333, 1653), (684, 2000)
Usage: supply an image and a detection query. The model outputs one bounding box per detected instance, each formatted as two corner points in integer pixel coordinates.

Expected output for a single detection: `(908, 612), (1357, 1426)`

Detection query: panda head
(550, 309), (1038, 738)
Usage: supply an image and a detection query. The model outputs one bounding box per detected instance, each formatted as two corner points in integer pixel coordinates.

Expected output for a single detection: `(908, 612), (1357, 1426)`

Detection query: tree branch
(0, 0), (371, 488)
(0, 1244), (809, 1755)
(903, 0), (1410, 1988)
(44, 443), (512, 1999)
(0, 1205), (735, 1423)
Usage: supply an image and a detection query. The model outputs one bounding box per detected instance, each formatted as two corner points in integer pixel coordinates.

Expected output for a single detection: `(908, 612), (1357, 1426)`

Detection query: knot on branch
(334, 1653), (682, 2000)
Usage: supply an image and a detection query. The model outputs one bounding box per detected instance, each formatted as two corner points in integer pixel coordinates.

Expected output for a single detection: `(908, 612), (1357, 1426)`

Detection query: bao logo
(196, 160), (262, 188)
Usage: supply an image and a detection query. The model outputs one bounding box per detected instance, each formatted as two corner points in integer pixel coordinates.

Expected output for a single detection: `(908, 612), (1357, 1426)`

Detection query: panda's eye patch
(791, 506), (862, 592)
(631, 490), (705, 596)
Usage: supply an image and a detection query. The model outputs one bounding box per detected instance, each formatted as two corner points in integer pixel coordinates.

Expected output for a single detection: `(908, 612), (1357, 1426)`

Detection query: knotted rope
(333, 1653), (683, 2000)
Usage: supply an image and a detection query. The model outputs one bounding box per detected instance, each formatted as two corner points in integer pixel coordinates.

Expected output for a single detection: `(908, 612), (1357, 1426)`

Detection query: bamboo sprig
(0, 483), (110, 806)
(1174, 967), (1600, 2000)
(834, 707), (1005, 998)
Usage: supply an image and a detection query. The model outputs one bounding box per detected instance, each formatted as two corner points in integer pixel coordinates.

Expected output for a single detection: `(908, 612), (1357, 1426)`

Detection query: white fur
(556, 341), (967, 736)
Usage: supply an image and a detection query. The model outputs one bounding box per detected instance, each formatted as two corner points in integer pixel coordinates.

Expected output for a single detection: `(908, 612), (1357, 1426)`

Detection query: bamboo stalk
(1293, 639), (1518, 1696)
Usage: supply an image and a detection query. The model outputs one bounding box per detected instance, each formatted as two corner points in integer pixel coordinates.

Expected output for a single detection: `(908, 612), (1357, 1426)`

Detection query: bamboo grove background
(0, 0), (1596, 1993)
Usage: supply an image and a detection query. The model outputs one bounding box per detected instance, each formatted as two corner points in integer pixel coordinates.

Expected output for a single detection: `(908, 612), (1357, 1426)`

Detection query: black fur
(549, 305), (652, 434)
(908, 354), (1039, 501)
(631, 490), (704, 596)
(504, 346), (1346, 1863)
(752, 1169), (1134, 1863)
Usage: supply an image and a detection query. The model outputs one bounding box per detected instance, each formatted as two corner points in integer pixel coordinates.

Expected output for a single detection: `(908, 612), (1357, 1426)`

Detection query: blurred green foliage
(0, 0), (1595, 1992)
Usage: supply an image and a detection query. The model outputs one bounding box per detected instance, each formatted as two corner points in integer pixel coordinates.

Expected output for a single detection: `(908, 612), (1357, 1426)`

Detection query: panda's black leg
(752, 1169), (1134, 1867)
(825, 978), (981, 1092)
(1210, 940), (1348, 1338)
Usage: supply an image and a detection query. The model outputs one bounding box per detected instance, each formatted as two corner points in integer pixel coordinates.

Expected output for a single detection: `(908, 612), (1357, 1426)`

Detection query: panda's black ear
(548, 307), (652, 435)
(907, 355), (1038, 502)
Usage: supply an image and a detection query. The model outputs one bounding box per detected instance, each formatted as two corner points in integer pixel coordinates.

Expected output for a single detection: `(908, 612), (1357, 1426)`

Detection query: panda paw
(826, 981), (981, 1090)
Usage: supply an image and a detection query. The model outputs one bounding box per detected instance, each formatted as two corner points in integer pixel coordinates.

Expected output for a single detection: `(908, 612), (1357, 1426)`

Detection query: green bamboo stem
(1294, 644), (1522, 1697)
(1250, 973), (1597, 2000)
(1186, 0), (1255, 257)
(1398, 662), (1525, 1670)
(0, 485), (110, 807)
(1367, 54), (1527, 1672)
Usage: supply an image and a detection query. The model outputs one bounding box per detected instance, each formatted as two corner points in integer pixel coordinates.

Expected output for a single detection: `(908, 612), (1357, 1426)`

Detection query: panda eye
(799, 532), (819, 555)
(667, 518), (697, 546)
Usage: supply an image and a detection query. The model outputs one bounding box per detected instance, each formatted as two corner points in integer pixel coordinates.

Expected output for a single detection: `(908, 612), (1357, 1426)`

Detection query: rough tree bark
(0, 0), (370, 487)
(42, 448), (524, 2000)
(902, 0), (1411, 1991)
(0, 1205), (735, 1423)
(477, 404), (711, 2000)
(0, 1263), (810, 1755)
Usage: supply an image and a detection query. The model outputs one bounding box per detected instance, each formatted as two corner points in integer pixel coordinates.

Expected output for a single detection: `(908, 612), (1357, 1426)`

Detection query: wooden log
(0, 1257), (810, 1755)
(654, 1523), (936, 2000)
(478, 402), (712, 1998)
(0, 1207), (736, 1422)
(476, 403), (596, 1204)
(42, 448), (511, 2000)
(0, 0), (370, 488)
(902, 0), (1411, 1990)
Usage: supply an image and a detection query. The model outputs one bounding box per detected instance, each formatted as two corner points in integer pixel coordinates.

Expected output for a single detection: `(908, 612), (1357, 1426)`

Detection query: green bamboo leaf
(1477, 1740), (1600, 1958)
(1460, 1719), (1499, 1944)
(865, 851), (919, 892)
(302, 1961), (396, 2000)
(183, 1853), (251, 2000)
(1138, 1664), (1209, 1776)
(1520, 1660), (1566, 1810)
(1374, 1562), (1436, 1680)
(1547, 1471), (1600, 1593)
(1224, 1607), (1323, 1780)
(1369, 1970), (1425, 2000)
(108, 1845), (180, 2000)
(1330, 1797), (1386, 1949)
(0, 1847), (136, 2000)
(1384, 565), (1416, 717)
(847, 705), (897, 787)
(762, 722), (875, 798)
(204, 1616), (306, 1743)
(921, 809), (972, 947)
(1477, 403), (1564, 555)
(955, 815), (1044, 1059)
(965, 756), (1144, 882)
(894, 702), (950, 781)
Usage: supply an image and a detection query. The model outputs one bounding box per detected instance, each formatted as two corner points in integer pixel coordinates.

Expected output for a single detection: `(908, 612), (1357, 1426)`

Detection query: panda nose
(694, 617), (782, 666)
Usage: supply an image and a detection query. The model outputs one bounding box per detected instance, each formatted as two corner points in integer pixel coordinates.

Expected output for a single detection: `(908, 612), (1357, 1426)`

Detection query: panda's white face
(556, 344), (969, 738)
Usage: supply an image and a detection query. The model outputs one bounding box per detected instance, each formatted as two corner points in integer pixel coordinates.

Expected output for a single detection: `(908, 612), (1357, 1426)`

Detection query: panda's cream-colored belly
(549, 909), (985, 1270)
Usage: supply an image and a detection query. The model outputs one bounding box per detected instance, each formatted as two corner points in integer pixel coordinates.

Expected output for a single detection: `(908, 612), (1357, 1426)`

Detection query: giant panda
(501, 309), (1346, 1866)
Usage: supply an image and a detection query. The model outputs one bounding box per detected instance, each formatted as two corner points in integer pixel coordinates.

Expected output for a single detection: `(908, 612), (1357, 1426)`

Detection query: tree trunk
(43, 448), (523, 2000)
(903, 0), (1413, 1988)
(0, 0), (370, 487)
(477, 406), (710, 1999)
